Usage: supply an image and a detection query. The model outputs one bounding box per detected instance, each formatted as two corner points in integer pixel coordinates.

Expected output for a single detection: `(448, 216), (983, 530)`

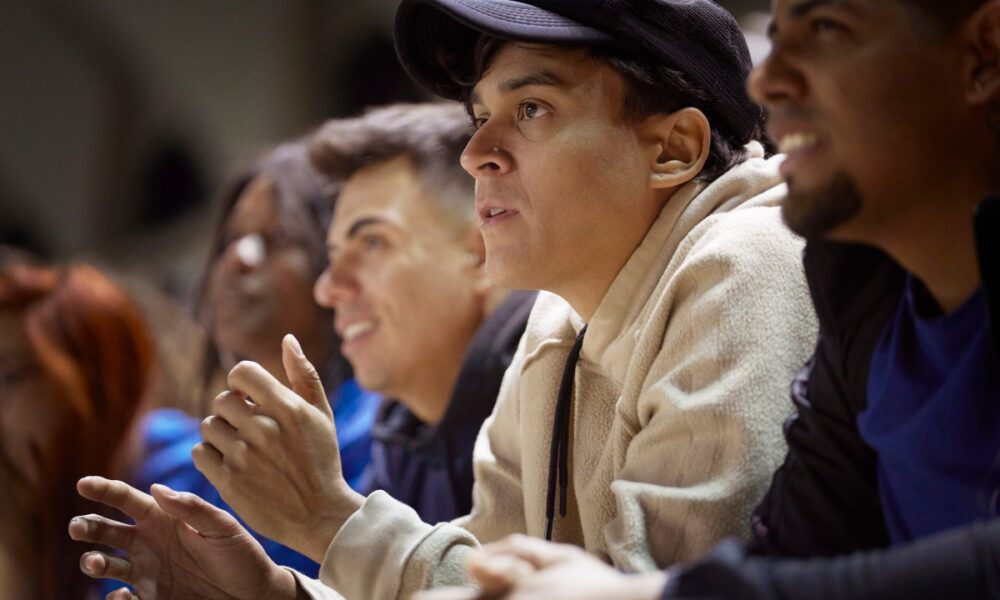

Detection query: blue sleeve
(329, 379), (381, 492)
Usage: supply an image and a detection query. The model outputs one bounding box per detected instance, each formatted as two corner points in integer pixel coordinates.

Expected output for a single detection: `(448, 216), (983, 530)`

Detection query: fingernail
(82, 553), (102, 574)
(154, 484), (178, 499)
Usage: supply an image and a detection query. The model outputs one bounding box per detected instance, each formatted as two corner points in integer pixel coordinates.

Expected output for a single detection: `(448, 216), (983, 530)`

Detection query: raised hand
(195, 334), (364, 563)
(69, 476), (297, 600)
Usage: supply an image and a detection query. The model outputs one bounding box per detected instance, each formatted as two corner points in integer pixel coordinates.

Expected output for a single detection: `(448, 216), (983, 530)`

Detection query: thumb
(151, 484), (245, 539)
(281, 334), (332, 419)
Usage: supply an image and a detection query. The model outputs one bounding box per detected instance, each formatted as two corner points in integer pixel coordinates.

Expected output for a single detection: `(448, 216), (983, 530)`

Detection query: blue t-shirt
(861, 276), (1000, 544)
(98, 378), (380, 595)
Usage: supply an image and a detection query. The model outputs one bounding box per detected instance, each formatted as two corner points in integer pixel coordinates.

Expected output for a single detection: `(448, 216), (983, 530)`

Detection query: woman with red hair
(0, 262), (154, 600)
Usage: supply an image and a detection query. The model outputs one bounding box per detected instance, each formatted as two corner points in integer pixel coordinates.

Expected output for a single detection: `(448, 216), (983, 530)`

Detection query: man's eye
(472, 115), (489, 130)
(810, 18), (845, 36)
(518, 102), (549, 121)
(361, 234), (384, 250)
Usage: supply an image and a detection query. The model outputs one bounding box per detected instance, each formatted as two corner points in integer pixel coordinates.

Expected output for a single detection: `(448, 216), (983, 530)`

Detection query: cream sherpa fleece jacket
(293, 145), (817, 599)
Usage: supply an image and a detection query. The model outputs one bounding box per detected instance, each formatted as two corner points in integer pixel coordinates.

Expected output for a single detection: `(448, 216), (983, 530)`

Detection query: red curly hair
(0, 263), (155, 600)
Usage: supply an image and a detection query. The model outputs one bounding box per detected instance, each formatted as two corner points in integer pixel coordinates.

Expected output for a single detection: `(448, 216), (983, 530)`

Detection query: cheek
(205, 260), (229, 299)
(527, 130), (643, 234)
(272, 251), (316, 289)
(381, 265), (471, 337)
(270, 256), (323, 312)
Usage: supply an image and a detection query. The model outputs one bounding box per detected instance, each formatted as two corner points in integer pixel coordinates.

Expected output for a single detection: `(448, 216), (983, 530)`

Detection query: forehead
(330, 156), (445, 240)
(471, 43), (612, 98)
(227, 176), (279, 227)
(770, 0), (907, 24)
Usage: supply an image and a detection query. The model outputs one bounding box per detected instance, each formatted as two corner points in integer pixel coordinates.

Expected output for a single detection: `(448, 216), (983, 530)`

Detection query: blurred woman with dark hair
(197, 141), (347, 407)
(0, 263), (154, 600)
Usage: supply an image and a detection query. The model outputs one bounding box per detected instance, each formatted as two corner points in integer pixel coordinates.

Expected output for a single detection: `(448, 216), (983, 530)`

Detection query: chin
(354, 368), (390, 394)
(782, 172), (864, 240)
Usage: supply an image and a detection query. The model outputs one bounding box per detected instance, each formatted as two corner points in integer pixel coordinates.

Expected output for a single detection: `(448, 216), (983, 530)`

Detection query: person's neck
(552, 264), (622, 323)
(554, 189), (670, 322)
(553, 222), (660, 323)
(400, 291), (510, 425)
(402, 366), (460, 425)
(878, 198), (983, 314)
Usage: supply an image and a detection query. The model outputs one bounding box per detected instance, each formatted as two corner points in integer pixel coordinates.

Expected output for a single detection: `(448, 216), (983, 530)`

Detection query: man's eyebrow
(327, 216), (388, 253)
(791, 0), (833, 17)
(769, 0), (857, 38)
(469, 70), (567, 107)
(346, 217), (386, 240)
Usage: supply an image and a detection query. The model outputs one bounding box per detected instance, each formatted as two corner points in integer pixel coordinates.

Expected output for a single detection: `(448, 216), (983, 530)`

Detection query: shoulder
(668, 202), (806, 303)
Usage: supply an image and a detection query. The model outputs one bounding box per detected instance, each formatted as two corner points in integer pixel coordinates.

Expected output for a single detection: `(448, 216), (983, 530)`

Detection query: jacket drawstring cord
(544, 324), (587, 541)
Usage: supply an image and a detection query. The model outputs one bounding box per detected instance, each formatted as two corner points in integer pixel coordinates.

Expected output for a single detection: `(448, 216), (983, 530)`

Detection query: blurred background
(0, 0), (770, 305)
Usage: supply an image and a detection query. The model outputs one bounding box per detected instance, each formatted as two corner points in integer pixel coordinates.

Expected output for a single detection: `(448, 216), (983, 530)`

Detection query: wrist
(264, 566), (300, 600)
(302, 486), (365, 563)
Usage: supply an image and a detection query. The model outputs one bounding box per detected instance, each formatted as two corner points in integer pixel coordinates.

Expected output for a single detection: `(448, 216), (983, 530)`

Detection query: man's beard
(782, 171), (863, 239)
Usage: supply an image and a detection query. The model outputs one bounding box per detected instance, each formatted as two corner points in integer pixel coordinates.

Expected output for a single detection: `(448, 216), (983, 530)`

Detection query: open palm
(69, 476), (295, 600)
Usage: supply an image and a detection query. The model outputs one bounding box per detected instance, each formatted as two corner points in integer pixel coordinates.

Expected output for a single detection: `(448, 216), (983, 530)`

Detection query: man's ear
(640, 107), (711, 190)
(964, 0), (1000, 105)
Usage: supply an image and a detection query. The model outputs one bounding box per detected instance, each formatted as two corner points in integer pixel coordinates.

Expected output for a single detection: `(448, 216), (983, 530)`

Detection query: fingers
(150, 483), (246, 539)
(481, 534), (580, 569)
(411, 588), (485, 600)
(467, 552), (535, 596)
(226, 360), (294, 413)
(80, 551), (132, 582)
(106, 588), (139, 600)
(69, 514), (136, 552)
(191, 441), (226, 481)
(212, 390), (255, 430)
(77, 477), (156, 522)
(282, 334), (332, 419)
(206, 397), (282, 451)
(200, 416), (249, 468)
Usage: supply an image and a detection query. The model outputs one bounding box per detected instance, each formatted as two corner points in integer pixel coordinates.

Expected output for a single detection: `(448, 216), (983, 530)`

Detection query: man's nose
(460, 123), (512, 179)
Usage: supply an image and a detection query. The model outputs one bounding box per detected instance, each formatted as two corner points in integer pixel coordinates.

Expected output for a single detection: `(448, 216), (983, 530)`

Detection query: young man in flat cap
(419, 1), (1000, 598)
(68, 2), (818, 598)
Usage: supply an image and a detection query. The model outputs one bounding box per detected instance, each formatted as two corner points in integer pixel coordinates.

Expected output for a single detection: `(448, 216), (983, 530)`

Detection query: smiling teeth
(489, 208), (507, 217)
(343, 321), (374, 341)
(778, 132), (821, 154)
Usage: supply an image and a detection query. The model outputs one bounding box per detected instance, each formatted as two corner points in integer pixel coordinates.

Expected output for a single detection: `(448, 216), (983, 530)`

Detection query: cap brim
(395, 0), (615, 100)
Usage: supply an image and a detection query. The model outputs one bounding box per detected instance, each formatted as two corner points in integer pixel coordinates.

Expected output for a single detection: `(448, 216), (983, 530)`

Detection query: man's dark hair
(309, 103), (476, 233)
(452, 34), (764, 183)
